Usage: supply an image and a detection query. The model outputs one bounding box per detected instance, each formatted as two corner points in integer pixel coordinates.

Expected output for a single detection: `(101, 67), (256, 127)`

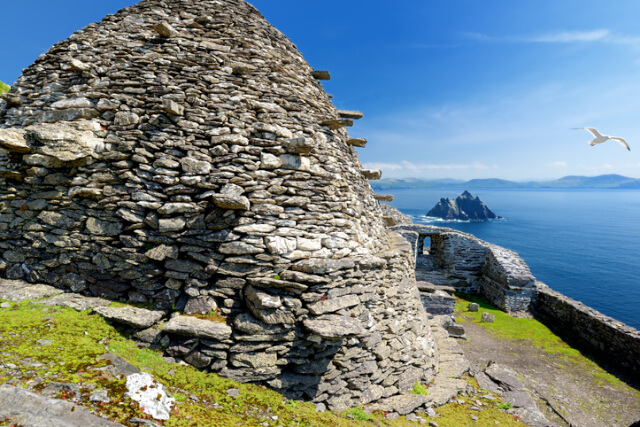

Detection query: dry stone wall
(534, 283), (640, 383)
(0, 0), (438, 410)
(393, 224), (537, 313)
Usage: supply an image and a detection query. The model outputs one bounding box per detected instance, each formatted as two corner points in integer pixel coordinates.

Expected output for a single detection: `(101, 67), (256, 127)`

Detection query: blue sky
(2, 1), (640, 181)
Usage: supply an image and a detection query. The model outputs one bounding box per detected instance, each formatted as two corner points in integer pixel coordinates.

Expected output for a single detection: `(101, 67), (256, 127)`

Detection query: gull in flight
(575, 127), (630, 151)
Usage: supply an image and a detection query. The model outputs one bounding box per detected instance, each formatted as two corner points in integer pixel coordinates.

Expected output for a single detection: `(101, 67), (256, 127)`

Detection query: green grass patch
(0, 299), (474, 427)
(345, 406), (371, 421)
(455, 294), (580, 356)
(8, 295), (630, 426)
(455, 294), (640, 400)
(0, 81), (9, 94)
(411, 381), (429, 395)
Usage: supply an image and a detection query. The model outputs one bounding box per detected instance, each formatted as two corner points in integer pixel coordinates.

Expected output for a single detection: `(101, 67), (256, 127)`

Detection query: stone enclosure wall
(393, 224), (537, 313)
(0, 0), (437, 411)
(534, 284), (640, 383)
(394, 221), (640, 384)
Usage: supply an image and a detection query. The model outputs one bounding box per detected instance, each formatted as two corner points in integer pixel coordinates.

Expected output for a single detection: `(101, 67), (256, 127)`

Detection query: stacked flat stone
(0, 0), (436, 410)
(393, 224), (537, 313)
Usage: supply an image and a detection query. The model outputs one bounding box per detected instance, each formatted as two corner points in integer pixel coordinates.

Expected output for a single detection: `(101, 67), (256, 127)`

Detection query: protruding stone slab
(154, 21), (178, 38)
(163, 315), (232, 341)
(0, 384), (124, 427)
(162, 98), (184, 115)
(320, 119), (353, 130)
(93, 305), (165, 329)
(69, 58), (90, 72)
(33, 293), (111, 312)
(338, 110), (363, 120)
(303, 314), (364, 338)
(0, 128), (29, 153)
(374, 194), (394, 202)
(311, 70), (330, 80)
(282, 137), (314, 154)
(347, 137), (367, 148)
(363, 169), (382, 180)
(0, 280), (63, 302)
(208, 184), (251, 210)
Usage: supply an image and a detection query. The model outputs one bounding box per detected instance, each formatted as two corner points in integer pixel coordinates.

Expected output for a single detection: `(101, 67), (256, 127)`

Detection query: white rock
(297, 237), (322, 251)
(51, 97), (93, 110)
(125, 372), (175, 420)
(265, 236), (297, 255)
(261, 152), (281, 169)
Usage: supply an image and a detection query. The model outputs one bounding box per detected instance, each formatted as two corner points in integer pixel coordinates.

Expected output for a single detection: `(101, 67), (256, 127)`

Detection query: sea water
(386, 188), (640, 330)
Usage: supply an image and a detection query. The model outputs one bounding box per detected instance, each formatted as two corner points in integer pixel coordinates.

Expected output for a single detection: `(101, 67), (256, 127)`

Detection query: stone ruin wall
(0, 0), (437, 411)
(393, 224), (538, 313)
(394, 222), (640, 383)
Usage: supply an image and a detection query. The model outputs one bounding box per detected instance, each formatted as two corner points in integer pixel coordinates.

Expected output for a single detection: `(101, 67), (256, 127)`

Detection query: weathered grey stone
(233, 313), (290, 335)
(95, 353), (141, 377)
(145, 244), (179, 261)
(245, 285), (282, 310)
(163, 315), (232, 340)
(307, 295), (360, 315)
(34, 293), (110, 311)
(0, 384), (124, 427)
(485, 363), (524, 392)
(338, 110), (364, 120)
(162, 98), (184, 115)
(311, 70), (330, 80)
(184, 296), (217, 315)
(362, 169), (382, 180)
(303, 314), (364, 338)
(0, 280), (63, 302)
(282, 137), (314, 154)
(86, 218), (122, 236)
(51, 98), (93, 110)
(180, 157), (211, 175)
(230, 352), (277, 369)
(114, 111), (140, 126)
(374, 394), (430, 415)
(154, 22), (179, 37)
(0, 128), (29, 153)
(93, 306), (165, 329)
(482, 312), (495, 323)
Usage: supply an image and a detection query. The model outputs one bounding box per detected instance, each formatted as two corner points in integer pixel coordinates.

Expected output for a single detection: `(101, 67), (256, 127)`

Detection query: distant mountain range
(371, 174), (640, 190)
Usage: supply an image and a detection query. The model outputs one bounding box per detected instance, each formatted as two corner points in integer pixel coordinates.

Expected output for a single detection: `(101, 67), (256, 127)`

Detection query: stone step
(338, 110), (363, 120)
(311, 70), (330, 80)
(320, 118), (353, 129)
(362, 169), (381, 180)
(347, 137), (367, 148)
(373, 194), (394, 202)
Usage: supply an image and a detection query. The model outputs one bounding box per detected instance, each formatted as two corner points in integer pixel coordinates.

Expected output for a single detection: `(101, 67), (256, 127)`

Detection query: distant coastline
(371, 174), (640, 190)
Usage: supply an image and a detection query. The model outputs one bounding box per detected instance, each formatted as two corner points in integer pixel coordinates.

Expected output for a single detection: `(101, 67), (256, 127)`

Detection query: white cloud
(551, 161), (568, 168)
(527, 30), (610, 43)
(364, 161), (492, 173)
(462, 29), (640, 46)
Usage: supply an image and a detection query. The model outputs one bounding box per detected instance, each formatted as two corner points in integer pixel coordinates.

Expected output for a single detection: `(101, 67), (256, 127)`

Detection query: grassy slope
(454, 295), (640, 391)
(0, 298), (528, 427)
(0, 81), (9, 94)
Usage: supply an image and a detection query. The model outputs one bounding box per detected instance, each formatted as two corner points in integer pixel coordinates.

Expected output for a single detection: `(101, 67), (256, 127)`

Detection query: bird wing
(610, 137), (630, 151)
(583, 127), (603, 138)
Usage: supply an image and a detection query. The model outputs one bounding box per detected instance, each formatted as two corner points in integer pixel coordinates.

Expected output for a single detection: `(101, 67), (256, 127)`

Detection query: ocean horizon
(385, 187), (640, 330)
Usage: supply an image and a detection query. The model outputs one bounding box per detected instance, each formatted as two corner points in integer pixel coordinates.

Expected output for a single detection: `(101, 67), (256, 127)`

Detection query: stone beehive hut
(0, 0), (437, 410)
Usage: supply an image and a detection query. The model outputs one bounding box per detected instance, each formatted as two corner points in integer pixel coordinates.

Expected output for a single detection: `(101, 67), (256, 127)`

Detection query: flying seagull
(575, 127), (630, 151)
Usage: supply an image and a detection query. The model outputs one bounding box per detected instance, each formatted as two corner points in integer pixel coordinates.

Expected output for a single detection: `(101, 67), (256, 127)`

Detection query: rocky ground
(456, 305), (640, 427)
